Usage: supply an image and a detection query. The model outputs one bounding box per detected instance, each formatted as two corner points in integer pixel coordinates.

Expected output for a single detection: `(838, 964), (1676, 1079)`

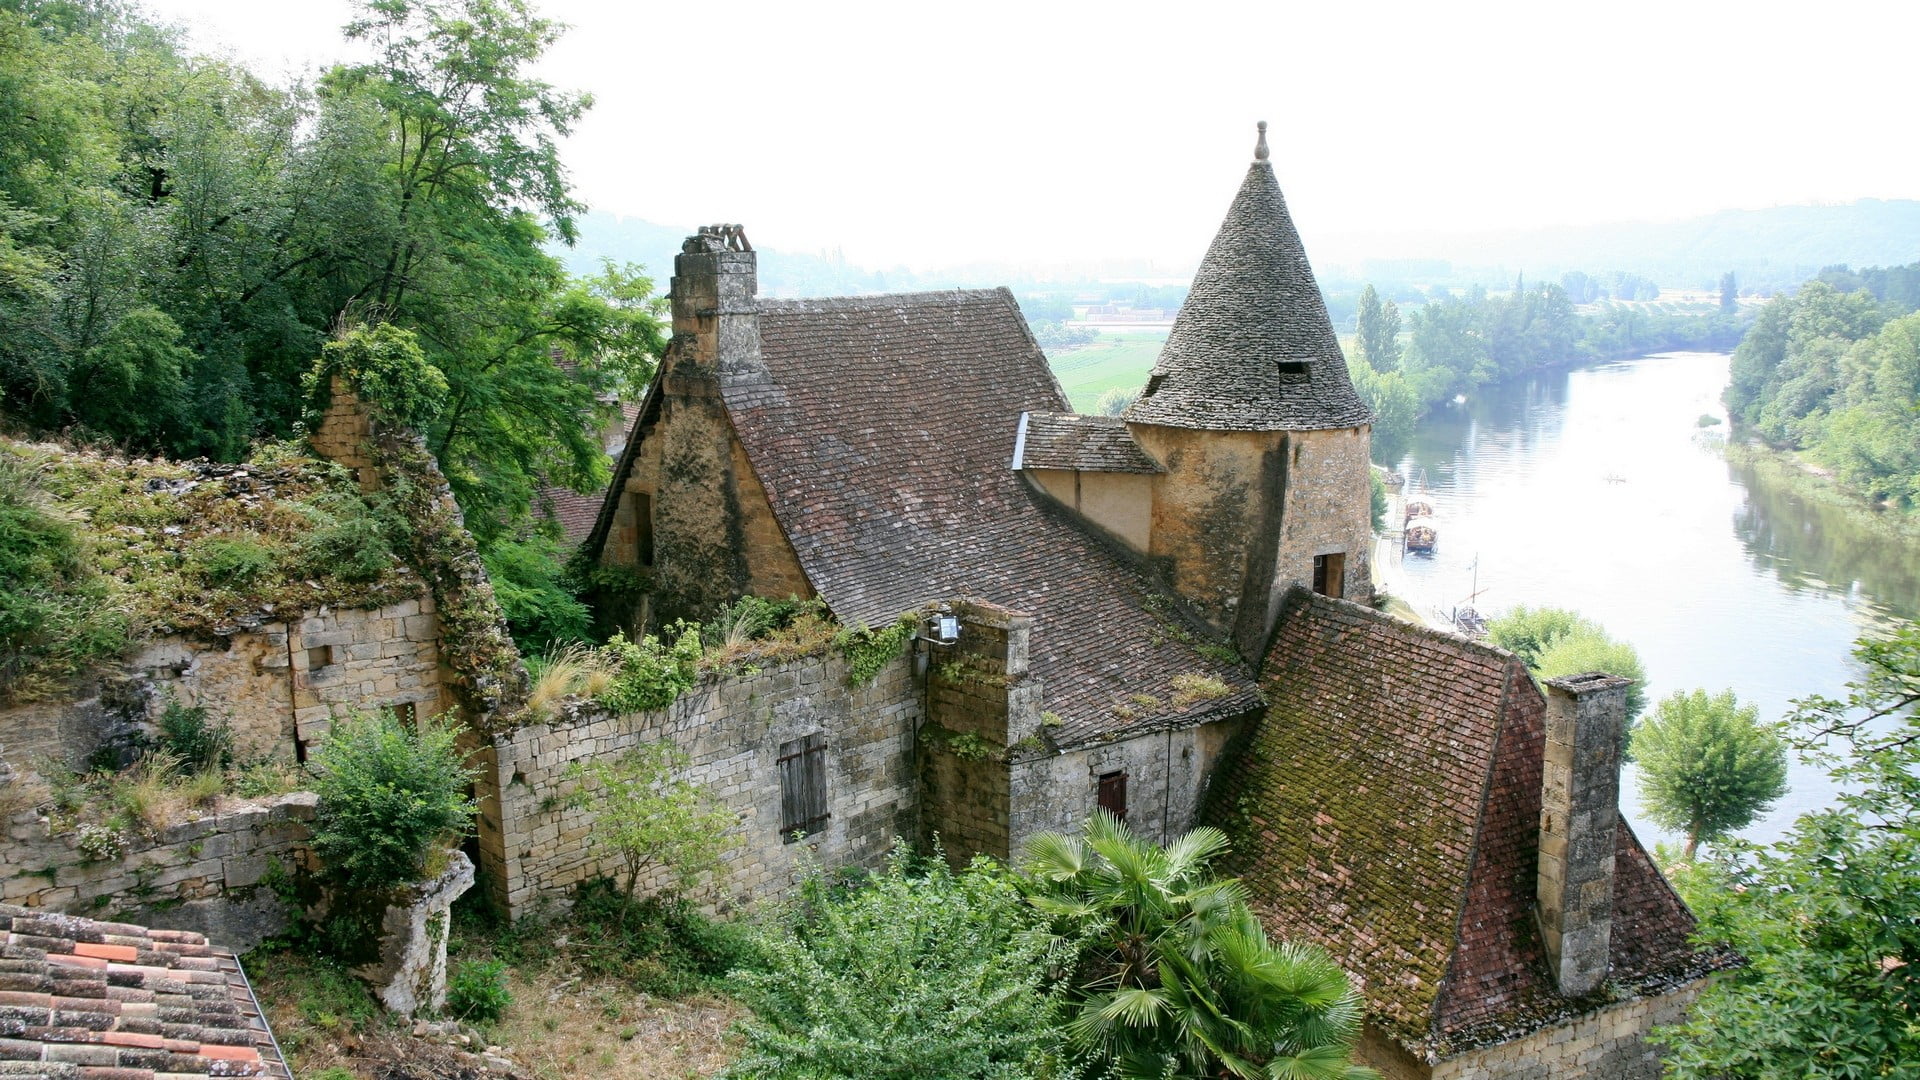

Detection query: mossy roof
(1205, 588), (1726, 1058)
(13, 438), (422, 640)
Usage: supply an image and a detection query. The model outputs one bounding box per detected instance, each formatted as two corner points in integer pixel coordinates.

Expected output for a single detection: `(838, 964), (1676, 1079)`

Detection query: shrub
(305, 323), (448, 432)
(308, 710), (476, 891)
(596, 624), (703, 713)
(0, 448), (130, 702)
(193, 537), (278, 589)
(562, 879), (757, 997)
(481, 532), (591, 653)
(725, 847), (1070, 1080)
(562, 741), (733, 900)
(830, 614), (916, 687)
(292, 490), (408, 584)
(447, 958), (513, 1023)
(156, 696), (233, 771)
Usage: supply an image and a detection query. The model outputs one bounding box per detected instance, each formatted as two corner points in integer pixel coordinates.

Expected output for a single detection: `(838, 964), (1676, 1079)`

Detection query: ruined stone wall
(129, 596), (448, 762)
(1267, 425), (1374, 629)
(480, 650), (920, 917)
(1428, 980), (1708, 1080)
(0, 792), (315, 951)
(1009, 717), (1243, 850)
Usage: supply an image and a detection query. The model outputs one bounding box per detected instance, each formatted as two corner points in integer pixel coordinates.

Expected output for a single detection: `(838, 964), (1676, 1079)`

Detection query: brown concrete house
(568, 126), (1716, 1077)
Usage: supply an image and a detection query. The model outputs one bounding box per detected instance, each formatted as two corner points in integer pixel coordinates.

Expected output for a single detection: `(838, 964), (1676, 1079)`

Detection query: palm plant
(1021, 812), (1376, 1080)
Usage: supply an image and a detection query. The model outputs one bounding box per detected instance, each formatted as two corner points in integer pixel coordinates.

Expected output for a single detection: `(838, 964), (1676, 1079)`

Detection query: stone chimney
(669, 224), (765, 384)
(1537, 671), (1630, 997)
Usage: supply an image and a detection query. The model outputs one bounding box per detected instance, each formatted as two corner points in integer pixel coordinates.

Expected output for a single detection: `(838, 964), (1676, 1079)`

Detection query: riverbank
(1722, 439), (1920, 543)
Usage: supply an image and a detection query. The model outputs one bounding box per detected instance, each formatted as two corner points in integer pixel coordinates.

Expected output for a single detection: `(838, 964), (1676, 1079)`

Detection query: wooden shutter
(778, 732), (829, 840)
(1097, 771), (1128, 821)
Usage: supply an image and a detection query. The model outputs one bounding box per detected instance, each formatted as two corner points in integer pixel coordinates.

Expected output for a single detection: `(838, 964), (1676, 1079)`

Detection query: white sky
(141, 0), (1920, 272)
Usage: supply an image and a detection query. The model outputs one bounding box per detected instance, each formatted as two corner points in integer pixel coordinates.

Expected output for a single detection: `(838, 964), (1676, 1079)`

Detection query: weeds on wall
(831, 613), (917, 688)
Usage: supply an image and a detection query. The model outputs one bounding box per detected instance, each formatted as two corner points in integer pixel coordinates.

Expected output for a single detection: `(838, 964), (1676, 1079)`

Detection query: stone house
(557, 124), (1720, 1077)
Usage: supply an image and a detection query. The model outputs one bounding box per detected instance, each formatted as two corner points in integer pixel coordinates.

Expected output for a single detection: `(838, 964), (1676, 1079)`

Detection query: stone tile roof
(1012, 412), (1162, 474)
(721, 289), (1261, 747)
(0, 906), (289, 1078)
(1204, 589), (1726, 1058)
(535, 484), (604, 546)
(1123, 153), (1371, 432)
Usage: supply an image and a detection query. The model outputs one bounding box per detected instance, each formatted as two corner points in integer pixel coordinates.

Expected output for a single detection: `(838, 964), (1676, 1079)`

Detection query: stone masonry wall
(129, 596), (448, 762)
(1268, 425), (1374, 626)
(0, 792), (316, 951)
(1430, 980), (1709, 1080)
(480, 650), (920, 917)
(1010, 717), (1243, 850)
(919, 601), (1039, 863)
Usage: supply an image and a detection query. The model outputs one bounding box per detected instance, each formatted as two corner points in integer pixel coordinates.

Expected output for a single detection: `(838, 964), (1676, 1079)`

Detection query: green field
(1047, 330), (1168, 412)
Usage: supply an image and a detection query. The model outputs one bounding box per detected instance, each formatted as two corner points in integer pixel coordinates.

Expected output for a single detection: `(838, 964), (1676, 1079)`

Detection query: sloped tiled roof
(535, 484), (605, 547)
(1205, 589), (1726, 1058)
(720, 289), (1260, 747)
(0, 906), (289, 1078)
(1124, 133), (1370, 432)
(1013, 412), (1162, 474)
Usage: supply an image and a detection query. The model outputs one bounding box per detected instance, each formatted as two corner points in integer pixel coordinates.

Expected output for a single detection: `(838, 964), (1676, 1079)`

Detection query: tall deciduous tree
(1632, 688), (1788, 858)
(1652, 625), (1920, 1077)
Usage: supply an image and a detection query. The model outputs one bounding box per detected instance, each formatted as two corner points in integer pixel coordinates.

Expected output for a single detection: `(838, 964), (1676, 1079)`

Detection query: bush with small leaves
(446, 959), (512, 1024)
(308, 709), (475, 892)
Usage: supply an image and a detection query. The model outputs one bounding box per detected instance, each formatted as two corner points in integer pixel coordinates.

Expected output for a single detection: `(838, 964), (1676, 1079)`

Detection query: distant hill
(1317, 200), (1920, 293)
(562, 200), (1920, 299)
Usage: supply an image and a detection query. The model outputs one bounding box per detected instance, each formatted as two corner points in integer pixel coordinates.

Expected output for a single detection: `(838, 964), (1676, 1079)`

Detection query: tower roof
(1124, 124), (1372, 431)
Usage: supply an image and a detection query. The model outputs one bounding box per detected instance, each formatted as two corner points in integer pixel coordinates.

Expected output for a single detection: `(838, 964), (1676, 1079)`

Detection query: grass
(528, 643), (619, 718)
(1046, 330), (1166, 412)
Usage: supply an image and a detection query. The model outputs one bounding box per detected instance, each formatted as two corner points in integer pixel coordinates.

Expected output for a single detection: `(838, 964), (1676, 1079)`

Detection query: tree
(1720, 271), (1739, 315)
(1486, 605), (1647, 721)
(564, 741), (734, 901)
(1632, 689), (1788, 857)
(725, 848), (1070, 1080)
(1651, 625), (1920, 1077)
(1354, 284), (1398, 373)
(1021, 812), (1375, 1080)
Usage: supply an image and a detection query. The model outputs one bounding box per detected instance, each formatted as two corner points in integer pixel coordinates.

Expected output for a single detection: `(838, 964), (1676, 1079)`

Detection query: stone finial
(1254, 120), (1270, 162)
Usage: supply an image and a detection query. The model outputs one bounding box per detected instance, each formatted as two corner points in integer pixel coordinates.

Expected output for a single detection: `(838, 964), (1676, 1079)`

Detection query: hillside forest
(1724, 264), (1920, 509)
(0, 0), (666, 550)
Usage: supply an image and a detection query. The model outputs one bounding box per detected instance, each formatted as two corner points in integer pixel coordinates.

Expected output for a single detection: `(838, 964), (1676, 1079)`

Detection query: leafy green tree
(726, 847), (1071, 1080)
(308, 708), (476, 891)
(1652, 625), (1920, 1077)
(1632, 689), (1788, 857)
(1486, 605), (1647, 721)
(1354, 284), (1400, 373)
(480, 531), (590, 652)
(1720, 271), (1738, 314)
(1347, 359), (1417, 466)
(564, 741), (733, 901)
(1021, 812), (1374, 1080)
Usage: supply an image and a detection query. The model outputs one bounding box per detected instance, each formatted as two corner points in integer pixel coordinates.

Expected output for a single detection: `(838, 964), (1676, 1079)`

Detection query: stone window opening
(1313, 552), (1345, 598)
(778, 732), (829, 840)
(635, 492), (655, 567)
(390, 701), (416, 727)
(1097, 770), (1128, 821)
(1142, 374), (1166, 398)
(306, 644), (334, 669)
(1276, 360), (1310, 378)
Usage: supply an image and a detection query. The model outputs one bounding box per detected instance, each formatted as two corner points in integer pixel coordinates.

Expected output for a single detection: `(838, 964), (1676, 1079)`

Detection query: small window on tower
(1277, 360), (1311, 378)
(1142, 374), (1166, 397)
(1097, 771), (1128, 821)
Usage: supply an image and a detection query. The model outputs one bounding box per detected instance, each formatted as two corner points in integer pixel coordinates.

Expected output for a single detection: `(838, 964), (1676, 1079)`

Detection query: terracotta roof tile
(1013, 412), (1162, 474)
(1206, 589), (1730, 1057)
(721, 289), (1261, 746)
(0, 910), (288, 1080)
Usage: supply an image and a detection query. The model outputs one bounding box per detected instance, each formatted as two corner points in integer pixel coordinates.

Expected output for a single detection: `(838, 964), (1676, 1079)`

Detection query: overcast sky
(140, 0), (1920, 272)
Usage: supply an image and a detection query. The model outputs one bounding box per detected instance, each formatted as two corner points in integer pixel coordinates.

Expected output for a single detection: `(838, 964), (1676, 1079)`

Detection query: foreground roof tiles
(722, 289), (1261, 746)
(1205, 590), (1729, 1057)
(0, 907), (288, 1079)
(1124, 139), (1370, 432)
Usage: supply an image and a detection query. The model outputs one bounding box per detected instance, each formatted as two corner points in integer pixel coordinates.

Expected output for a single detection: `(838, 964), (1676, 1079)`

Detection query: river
(1375, 351), (1915, 849)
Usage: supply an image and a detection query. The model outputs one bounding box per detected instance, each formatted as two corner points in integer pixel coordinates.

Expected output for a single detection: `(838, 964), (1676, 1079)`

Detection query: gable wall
(1430, 980), (1709, 1080)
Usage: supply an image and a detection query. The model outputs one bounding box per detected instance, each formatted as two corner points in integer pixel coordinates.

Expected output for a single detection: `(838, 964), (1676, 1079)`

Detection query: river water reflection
(1379, 352), (1913, 848)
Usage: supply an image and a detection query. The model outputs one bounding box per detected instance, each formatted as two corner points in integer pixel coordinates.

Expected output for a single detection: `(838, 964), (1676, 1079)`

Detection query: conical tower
(1125, 123), (1374, 656)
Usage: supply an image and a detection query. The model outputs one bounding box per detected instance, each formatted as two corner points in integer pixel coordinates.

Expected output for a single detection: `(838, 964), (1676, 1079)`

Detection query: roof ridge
(1273, 586), (1520, 673)
(758, 287), (1015, 311)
